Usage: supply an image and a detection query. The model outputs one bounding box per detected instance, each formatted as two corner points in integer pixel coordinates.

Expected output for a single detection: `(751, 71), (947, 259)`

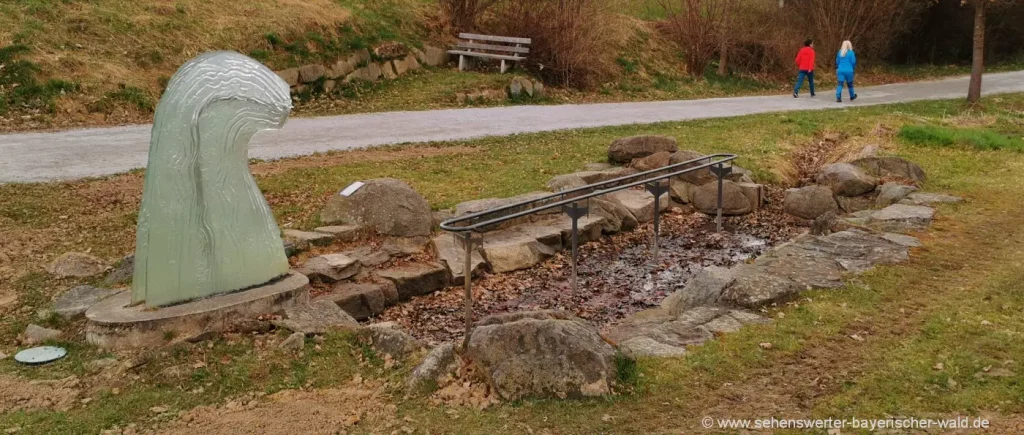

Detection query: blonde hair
(840, 40), (853, 57)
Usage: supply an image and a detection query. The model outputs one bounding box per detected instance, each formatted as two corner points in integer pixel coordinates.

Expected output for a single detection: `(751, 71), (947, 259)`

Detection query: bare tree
(717, 0), (737, 76)
(964, 0), (1021, 104)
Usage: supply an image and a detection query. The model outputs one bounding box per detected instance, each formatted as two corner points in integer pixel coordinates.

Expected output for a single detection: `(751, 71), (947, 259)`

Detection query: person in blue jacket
(836, 40), (857, 102)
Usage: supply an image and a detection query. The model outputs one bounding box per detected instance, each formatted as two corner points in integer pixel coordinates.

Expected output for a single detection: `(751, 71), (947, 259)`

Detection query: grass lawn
(1, 94), (1024, 433)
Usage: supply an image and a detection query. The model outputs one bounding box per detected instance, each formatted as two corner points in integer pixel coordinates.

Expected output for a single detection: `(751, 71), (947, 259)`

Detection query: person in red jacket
(793, 39), (816, 98)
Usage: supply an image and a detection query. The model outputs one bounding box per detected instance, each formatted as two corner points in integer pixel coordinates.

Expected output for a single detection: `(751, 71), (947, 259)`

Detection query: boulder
(52, 286), (120, 319)
(603, 189), (669, 223)
(453, 191), (559, 231)
(550, 214), (607, 247)
(320, 178), (433, 237)
(608, 136), (678, 164)
(875, 183), (918, 208)
(359, 322), (424, 359)
(103, 254), (135, 286)
(660, 266), (733, 316)
(342, 246), (391, 267)
(391, 58), (409, 76)
(735, 182), (764, 210)
(315, 282), (397, 320)
(329, 57), (356, 79)
(479, 225), (562, 273)
(283, 238), (306, 257)
(546, 174), (588, 192)
(381, 236), (430, 257)
(589, 198), (639, 234)
(299, 254), (360, 284)
(275, 68), (300, 87)
(669, 179), (694, 204)
(24, 324), (61, 344)
(466, 311), (617, 400)
(404, 55), (422, 72)
(604, 307), (767, 357)
(375, 263), (451, 300)
(669, 150), (715, 185)
(533, 81), (545, 98)
(509, 76), (535, 98)
(48, 252), (107, 278)
(783, 185), (838, 219)
(298, 64), (327, 84)
(432, 233), (486, 285)
(881, 233), (922, 247)
(868, 204), (935, 232)
(721, 230), (911, 307)
(630, 151), (672, 172)
(279, 332), (305, 350)
(691, 180), (754, 216)
(852, 156), (926, 182)
(581, 167), (639, 184)
(282, 229), (334, 247)
(272, 300), (359, 335)
(414, 46), (448, 66)
(313, 224), (365, 243)
(898, 192), (964, 206)
(836, 195), (875, 213)
(344, 63), (382, 82)
(381, 61), (398, 80)
(726, 165), (756, 184)
(432, 210), (454, 229)
(407, 342), (459, 392)
(816, 163), (878, 197)
(584, 162), (614, 171)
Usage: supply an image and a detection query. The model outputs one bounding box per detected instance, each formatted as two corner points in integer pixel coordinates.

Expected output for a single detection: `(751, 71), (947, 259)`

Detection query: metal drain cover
(14, 346), (67, 365)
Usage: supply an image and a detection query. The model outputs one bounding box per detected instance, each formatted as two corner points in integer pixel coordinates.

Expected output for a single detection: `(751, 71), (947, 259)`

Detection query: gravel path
(2, 71), (1023, 183)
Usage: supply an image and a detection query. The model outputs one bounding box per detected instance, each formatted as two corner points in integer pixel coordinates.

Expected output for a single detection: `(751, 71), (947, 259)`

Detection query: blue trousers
(794, 70), (815, 95)
(837, 71), (855, 99)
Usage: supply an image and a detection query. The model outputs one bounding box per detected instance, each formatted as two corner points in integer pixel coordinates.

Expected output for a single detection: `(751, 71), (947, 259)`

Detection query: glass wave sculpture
(133, 51), (292, 307)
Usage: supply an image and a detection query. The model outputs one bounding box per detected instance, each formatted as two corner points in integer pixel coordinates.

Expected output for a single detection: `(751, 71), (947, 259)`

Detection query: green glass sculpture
(132, 51), (292, 307)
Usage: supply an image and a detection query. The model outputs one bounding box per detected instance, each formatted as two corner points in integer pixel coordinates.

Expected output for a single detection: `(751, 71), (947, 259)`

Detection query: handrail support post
(710, 163), (733, 233)
(460, 231), (479, 349)
(645, 180), (669, 265)
(562, 201), (589, 298)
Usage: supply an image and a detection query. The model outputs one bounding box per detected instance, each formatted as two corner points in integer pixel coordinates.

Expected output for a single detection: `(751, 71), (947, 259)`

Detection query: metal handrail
(440, 153), (738, 233)
(440, 152), (740, 348)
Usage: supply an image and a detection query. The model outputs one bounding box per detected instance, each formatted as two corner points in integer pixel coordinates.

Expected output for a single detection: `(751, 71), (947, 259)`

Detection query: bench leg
(500, 59), (508, 74)
(459, 55), (466, 72)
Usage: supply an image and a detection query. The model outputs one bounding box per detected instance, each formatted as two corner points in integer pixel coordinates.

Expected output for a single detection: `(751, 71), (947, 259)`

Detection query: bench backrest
(457, 33), (531, 56)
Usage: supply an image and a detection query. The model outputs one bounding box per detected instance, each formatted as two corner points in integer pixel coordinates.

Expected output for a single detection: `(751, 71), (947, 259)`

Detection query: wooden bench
(448, 33), (531, 73)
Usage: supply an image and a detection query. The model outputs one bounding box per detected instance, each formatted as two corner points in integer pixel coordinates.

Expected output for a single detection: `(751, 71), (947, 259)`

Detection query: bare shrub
(479, 0), (628, 88)
(795, 0), (927, 63)
(657, 0), (730, 76)
(440, 0), (502, 32)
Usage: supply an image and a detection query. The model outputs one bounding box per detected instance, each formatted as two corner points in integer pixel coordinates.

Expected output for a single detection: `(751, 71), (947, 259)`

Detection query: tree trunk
(718, 43), (728, 76)
(967, 0), (986, 104)
(718, 0), (732, 76)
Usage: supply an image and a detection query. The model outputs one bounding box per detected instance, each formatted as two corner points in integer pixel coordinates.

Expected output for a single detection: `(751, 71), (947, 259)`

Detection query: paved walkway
(3, 71), (1023, 183)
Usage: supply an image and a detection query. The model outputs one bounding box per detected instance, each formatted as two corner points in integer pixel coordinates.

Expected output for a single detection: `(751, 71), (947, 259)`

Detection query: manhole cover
(14, 346), (67, 365)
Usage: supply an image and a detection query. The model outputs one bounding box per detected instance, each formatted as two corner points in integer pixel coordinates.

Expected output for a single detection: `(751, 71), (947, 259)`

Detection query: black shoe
(793, 92), (798, 98)
(836, 98), (842, 103)
(851, 94), (858, 101)
(811, 92), (816, 97)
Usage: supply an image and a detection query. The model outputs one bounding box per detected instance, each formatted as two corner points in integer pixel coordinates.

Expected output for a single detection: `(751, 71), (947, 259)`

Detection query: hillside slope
(0, 0), (428, 128)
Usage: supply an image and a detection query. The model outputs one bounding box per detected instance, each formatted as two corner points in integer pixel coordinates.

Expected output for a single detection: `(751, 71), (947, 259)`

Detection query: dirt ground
(158, 380), (396, 435)
(0, 374), (82, 414)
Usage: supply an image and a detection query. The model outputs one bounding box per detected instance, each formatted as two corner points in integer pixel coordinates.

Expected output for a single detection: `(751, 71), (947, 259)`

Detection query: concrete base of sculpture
(85, 271), (309, 349)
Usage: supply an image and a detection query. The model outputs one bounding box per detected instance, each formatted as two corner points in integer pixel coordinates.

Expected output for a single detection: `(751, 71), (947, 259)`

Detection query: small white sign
(340, 181), (365, 197)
